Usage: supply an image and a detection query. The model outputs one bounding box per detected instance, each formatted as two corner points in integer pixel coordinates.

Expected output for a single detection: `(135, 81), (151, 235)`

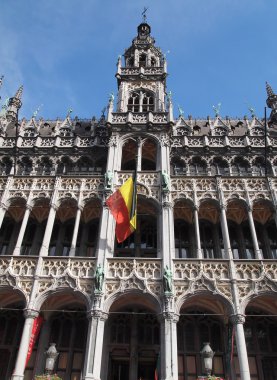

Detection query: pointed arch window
(139, 53), (147, 67)
(128, 90), (154, 113)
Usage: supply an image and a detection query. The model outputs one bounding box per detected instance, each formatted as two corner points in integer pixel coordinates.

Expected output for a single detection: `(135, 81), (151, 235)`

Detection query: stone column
(0, 203), (8, 230)
(33, 318), (51, 375)
(159, 312), (179, 380)
(230, 314), (251, 380)
(13, 204), (32, 256)
(247, 206), (262, 259)
(220, 204), (233, 260)
(12, 309), (39, 380)
(193, 206), (202, 259)
(83, 310), (108, 380)
(69, 206), (82, 256)
(161, 201), (175, 264)
(129, 314), (138, 380)
(39, 203), (57, 256)
(137, 138), (142, 171)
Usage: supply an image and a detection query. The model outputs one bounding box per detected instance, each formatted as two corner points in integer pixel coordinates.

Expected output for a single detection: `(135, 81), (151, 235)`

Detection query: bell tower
(115, 21), (168, 114)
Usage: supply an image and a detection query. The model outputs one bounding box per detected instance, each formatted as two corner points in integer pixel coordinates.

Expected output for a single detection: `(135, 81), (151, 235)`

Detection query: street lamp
(45, 343), (59, 375)
(200, 342), (214, 376)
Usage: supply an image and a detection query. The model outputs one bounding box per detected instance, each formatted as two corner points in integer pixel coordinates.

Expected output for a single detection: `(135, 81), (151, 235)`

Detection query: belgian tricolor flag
(106, 175), (137, 243)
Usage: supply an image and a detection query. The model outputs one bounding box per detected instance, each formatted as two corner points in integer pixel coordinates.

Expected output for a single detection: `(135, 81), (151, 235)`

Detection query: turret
(115, 22), (167, 114)
(266, 82), (277, 126)
(6, 85), (23, 122)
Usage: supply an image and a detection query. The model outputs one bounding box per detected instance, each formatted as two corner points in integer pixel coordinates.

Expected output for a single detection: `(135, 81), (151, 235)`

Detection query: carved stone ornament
(229, 314), (245, 325)
(51, 271), (80, 291)
(24, 309), (39, 319)
(88, 309), (108, 321)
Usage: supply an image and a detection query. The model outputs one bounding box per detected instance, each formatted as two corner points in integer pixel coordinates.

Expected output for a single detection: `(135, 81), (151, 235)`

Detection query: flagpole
(264, 106), (267, 177)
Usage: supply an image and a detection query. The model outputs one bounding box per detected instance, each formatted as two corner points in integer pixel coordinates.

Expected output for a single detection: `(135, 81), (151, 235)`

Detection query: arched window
(174, 220), (194, 258)
(48, 311), (88, 379)
(0, 309), (24, 380)
(189, 157), (207, 175)
(21, 220), (37, 255)
(242, 223), (255, 259)
(199, 221), (221, 259)
(234, 314), (277, 380)
(231, 157), (250, 176)
(177, 314), (225, 380)
(37, 157), (53, 175)
(171, 157), (186, 175)
(127, 90), (154, 113)
(108, 310), (160, 380)
(18, 157), (32, 175)
(0, 157), (12, 175)
(266, 221), (277, 259)
(121, 140), (137, 170)
(150, 57), (156, 67)
(139, 53), (147, 67)
(210, 157), (229, 176)
(115, 215), (157, 258)
(76, 156), (93, 174)
(0, 218), (15, 255)
(57, 157), (73, 175)
(141, 139), (157, 170)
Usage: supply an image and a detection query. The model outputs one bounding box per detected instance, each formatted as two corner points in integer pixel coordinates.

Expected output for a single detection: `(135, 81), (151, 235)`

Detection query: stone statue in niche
(95, 264), (104, 292)
(162, 170), (170, 191)
(163, 265), (173, 293)
(104, 170), (113, 190)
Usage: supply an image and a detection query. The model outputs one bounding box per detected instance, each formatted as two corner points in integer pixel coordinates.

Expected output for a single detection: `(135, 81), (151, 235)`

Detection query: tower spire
(266, 82), (277, 126)
(142, 7), (149, 23)
(6, 85), (23, 122)
(266, 81), (275, 98)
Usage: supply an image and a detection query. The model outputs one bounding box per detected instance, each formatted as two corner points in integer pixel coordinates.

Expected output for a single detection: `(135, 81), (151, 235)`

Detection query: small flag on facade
(106, 176), (137, 243)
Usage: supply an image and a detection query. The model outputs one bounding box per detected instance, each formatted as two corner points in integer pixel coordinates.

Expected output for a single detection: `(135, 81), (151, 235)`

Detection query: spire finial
(142, 6), (149, 23)
(32, 104), (43, 118)
(266, 82), (275, 97)
(15, 85), (23, 100)
(212, 102), (221, 117)
(0, 75), (3, 90)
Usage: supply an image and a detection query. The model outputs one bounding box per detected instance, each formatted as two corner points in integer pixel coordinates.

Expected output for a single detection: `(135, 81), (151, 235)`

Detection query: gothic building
(0, 21), (277, 380)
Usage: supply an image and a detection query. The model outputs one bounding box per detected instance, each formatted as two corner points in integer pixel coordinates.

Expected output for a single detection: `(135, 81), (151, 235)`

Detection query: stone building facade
(0, 21), (277, 380)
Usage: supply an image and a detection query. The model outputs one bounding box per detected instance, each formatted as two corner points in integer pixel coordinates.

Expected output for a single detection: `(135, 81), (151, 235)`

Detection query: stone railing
(173, 259), (230, 280)
(111, 112), (168, 124)
(0, 256), (276, 283)
(107, 258), (162, 279)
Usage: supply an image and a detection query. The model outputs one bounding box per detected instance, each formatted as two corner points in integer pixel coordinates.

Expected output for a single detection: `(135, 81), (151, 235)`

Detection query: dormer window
(151, 57), (156, 67)
(128, 90), (154, 113)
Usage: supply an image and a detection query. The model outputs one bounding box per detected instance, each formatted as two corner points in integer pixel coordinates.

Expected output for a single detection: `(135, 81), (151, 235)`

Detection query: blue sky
(0, 0), (276, 120)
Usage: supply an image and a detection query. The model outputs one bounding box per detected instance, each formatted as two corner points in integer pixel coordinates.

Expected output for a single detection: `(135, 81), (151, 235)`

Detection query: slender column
(83, 310), (108, 380)
(159, 311), (179, 380)
(12, 309), (39, 380)
(230, 314), (251, 380)
(220, 204), (233, 260)
(33, 318), (51, 374)
(69, 206), (82, 256)
(13, 204), (32, 256)
(0, 203), (8, 230)
(129, 314), (138, 380)
(39, 203), (57, 256)
(193, 206), (202, 259)
(247, 206), (262, 259)
(98, 204), (116, 261)
(137, 138), (142, 171)
(161, 201), (175, 264)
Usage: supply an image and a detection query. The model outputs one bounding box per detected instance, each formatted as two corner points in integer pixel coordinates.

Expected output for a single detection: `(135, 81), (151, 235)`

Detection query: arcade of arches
(1, 291), (277, 380)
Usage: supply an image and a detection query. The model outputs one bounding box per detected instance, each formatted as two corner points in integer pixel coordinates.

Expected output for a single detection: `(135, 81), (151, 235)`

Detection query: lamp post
(45, 343), (59, 375)
(200, 342), (214, 377)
